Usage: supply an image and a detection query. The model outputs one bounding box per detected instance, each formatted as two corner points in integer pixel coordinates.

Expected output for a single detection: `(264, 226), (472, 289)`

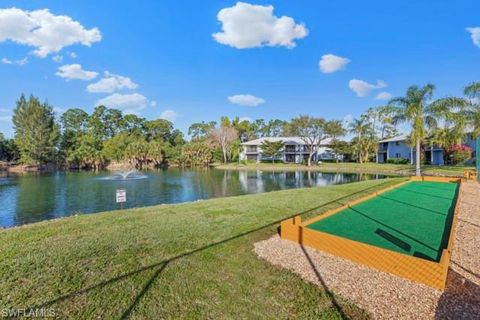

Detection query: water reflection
(0, 169), (388, 227)
(237, 170), (383, 193)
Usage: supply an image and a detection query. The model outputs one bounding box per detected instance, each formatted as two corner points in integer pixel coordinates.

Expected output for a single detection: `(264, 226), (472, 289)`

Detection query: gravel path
(254, 181), (480, 320)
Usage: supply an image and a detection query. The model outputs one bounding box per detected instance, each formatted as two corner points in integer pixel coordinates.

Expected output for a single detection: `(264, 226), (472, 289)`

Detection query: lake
(0, 169), (388, 227)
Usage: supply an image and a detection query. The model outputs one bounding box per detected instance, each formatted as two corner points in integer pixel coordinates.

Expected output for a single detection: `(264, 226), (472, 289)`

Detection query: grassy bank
(0, 178), (405, 319)
(215, 162), (472, 177)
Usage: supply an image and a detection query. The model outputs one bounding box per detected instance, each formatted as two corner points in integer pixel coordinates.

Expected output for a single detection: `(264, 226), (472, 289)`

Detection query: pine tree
(260, 140), (284, 163)
(12, 94), (59, 165)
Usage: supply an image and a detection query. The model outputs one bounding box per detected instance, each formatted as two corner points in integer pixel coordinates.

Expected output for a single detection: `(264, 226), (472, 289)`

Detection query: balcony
(245, 146), (258, 153)
(378, 143), (388, 152)
(284, 145), (296, 153)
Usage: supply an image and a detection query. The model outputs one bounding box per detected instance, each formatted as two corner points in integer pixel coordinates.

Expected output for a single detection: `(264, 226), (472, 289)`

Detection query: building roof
(378, 135), (408, 143)
(241, 136), (332, 146)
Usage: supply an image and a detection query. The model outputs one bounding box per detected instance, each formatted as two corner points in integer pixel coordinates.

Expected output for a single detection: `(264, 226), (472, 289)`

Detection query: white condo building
(239, 137), (336, 163)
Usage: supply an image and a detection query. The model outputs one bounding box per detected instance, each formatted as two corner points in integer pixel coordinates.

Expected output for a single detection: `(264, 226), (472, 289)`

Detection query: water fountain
(103, 170), (148, 180)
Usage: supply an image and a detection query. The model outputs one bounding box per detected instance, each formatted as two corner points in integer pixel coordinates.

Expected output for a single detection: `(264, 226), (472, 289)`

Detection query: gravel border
(255, 181), (480, 319)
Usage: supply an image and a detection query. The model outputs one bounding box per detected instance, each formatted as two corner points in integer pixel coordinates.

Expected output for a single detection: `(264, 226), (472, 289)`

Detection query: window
(246, 154), (257, 161)
(395, 153), (401, 158)
(246, 146), (257, 152)
(395, 141), (400, 146)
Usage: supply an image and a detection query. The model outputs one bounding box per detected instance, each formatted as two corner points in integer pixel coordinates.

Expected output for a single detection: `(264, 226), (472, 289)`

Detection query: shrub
(450, 151), (470, 165)
(446, 144), (472, 165)
(386, 157), (409, 164)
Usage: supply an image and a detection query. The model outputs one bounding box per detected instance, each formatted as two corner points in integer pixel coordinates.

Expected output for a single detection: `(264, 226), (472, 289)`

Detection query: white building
(239, 137), (336, 163)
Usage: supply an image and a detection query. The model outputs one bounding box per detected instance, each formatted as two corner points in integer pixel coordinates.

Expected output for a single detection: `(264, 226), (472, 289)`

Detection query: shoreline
(0, 161), (174, 175)
(0, 161), (472, 178)
(213, 162), (472, 177)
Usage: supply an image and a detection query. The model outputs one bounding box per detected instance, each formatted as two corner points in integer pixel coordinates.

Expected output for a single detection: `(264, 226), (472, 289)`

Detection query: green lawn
(307, 181), (458, 261)
(0, 178), (404, 319)
(216, 162), (472, 177)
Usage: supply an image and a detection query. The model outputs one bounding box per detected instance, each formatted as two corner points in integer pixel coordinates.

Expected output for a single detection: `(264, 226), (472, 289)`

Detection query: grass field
(0, 178), (405, 319)
(307, 181), (458, 262)
(216, 162), (472, 177)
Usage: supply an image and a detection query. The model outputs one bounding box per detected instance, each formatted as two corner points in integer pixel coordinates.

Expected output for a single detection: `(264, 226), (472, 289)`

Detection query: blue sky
(1, 1), (479, 138)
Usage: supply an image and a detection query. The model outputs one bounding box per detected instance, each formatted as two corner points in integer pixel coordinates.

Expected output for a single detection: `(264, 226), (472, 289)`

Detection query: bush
(446, 144), (472, 165)
(386, 157), (409, 164)
(450, 150), (470, 165)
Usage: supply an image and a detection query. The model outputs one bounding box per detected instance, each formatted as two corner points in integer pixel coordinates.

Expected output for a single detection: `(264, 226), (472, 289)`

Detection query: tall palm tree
(464, 81), (480, 138)
(389, 84), (436, 176)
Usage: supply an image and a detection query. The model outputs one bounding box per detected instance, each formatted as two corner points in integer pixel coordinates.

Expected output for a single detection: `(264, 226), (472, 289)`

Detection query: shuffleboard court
(306, 181), (459, 262)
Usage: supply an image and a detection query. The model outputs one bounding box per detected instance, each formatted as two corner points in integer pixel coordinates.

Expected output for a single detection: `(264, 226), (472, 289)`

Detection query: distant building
(376, 133), (477, 165)
(239, 137), (336, 163)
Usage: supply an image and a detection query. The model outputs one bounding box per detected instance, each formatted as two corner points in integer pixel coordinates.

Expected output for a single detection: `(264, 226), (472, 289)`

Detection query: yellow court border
(280, 176), (462, 290)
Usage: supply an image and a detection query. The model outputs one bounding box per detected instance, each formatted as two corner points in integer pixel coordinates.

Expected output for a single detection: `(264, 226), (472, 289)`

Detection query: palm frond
(464, 82), (480, 98)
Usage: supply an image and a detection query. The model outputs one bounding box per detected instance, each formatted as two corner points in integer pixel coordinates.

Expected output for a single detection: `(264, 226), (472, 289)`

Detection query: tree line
(0, 81), (479, 171)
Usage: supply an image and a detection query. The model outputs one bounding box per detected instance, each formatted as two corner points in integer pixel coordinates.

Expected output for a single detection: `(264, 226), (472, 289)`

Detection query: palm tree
(349, 118), (375, 163)
(390, 84), (470, 173)
(427, 97), (469, 164)
(389, 84), (436, 176)
(464, 82), (480, 98)
(464, 81), (480, 138)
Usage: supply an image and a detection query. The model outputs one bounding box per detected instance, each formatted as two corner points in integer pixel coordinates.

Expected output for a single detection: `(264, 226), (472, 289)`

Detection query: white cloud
(466, 27), (480, 47)
(349, 79), (387, 97)
(2, 57), (28, 65)
(150, 100), (157, 107)
(375, 91), (393, 100)
(319, 54), (350, 73)
(86, 72), (138, 93)
(96, 93), (149, 115)
(213, 2), (307, 49)
(56, 64), (98, 81)
(228, 94), (265, 106)
(0, 8), (101, 57)
(159, 109), (180, 122)
(52, 55), (63, 63)
(15, 57), (28, 66)
(68, 51), (77, 58)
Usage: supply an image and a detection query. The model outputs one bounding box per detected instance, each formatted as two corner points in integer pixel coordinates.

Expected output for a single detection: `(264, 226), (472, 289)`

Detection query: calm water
(0, 169), (388, 227)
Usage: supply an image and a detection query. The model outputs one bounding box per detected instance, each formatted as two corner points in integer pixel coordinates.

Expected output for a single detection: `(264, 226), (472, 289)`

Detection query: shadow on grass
(347, 206), (439, 257)
(375, 228), (411, 252)
(299, 245), (349, 319)
(396, 187), (454, 201)
(120, 262), (169, 319)
(378, 194), (447, 216)
(437, 182), (459, 258)
(25, 180), (396, 318)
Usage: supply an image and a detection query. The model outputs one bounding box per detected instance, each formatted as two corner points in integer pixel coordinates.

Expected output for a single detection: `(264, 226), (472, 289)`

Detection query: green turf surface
(307, 181), (459, 262)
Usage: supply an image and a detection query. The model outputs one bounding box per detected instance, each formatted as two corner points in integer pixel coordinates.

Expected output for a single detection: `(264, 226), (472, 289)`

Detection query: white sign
(116, 189), (126, 203)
